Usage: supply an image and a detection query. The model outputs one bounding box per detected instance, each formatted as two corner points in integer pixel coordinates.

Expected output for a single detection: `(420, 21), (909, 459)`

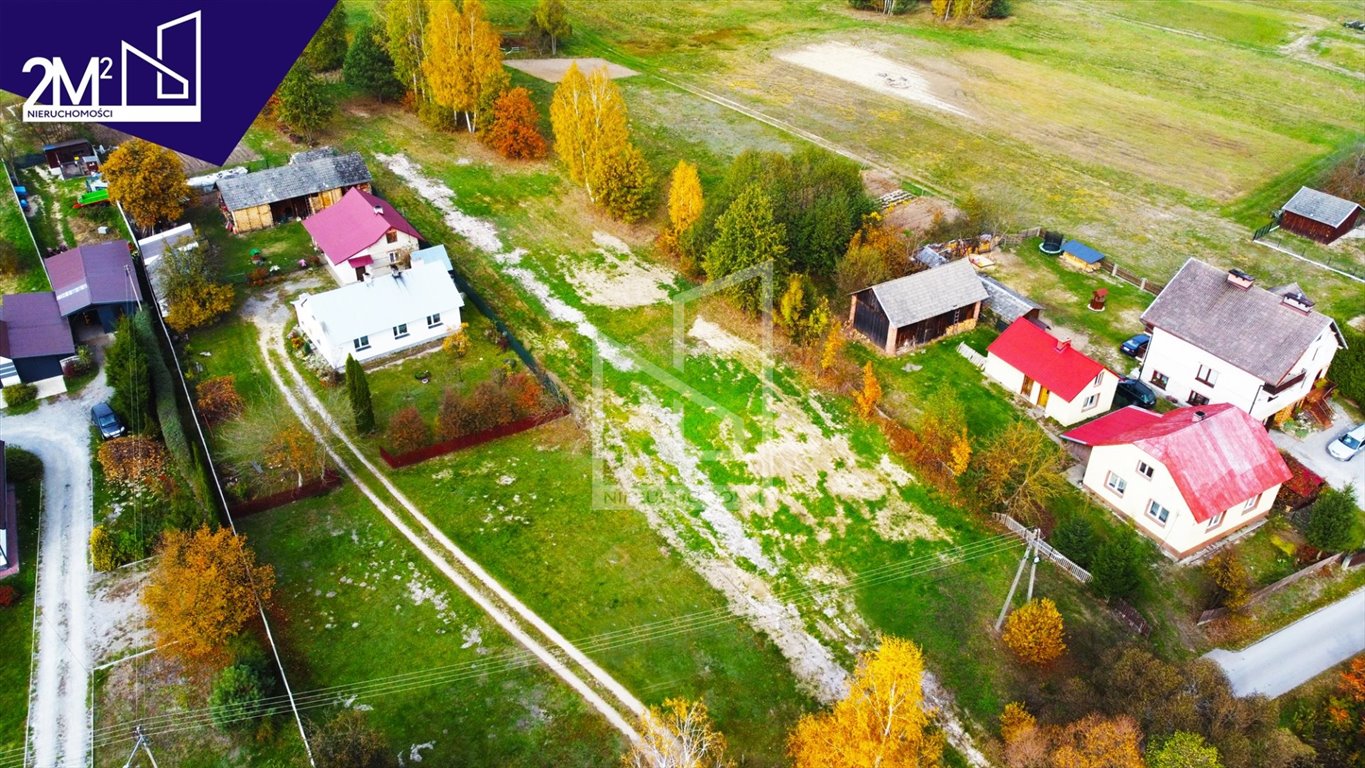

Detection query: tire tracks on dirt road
(247, 311), (646, 745)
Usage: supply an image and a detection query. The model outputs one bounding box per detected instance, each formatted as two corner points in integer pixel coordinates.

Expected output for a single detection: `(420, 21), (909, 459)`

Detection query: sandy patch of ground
(90, 563), (153, 666)
(565, 232), (678, 309)
(776, 42), (972, 119)
(506, 57), (639, 82)
(883, 196), (962, 235)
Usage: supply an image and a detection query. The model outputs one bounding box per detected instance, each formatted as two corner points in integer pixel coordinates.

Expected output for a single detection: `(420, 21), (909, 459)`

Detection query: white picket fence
(956, 342), (986, 369)
(994, 513), (1092, 583)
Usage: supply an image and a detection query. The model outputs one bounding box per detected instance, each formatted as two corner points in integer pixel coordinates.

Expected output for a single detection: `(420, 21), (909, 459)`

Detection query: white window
(1092, 372), (1105, 387)
(394, 323), (409, 339)
(354, 336), (370, 351)
(1147, 500), (1171, 525)
(426, 313), (442, 328)
(1196, 364), (1219, 387)
(1137, 461), (1154, 479)
(1207, 511), (1224, 529)
(1105, 471), (1127, 496)
(1083, 393), (1100, 411)
(388, 251), (398, 263)
(1243, 493), (1261, 511)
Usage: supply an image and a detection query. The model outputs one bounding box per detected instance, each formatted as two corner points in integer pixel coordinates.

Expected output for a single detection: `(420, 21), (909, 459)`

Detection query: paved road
(1205, 586), (1365, 698)
(2, 376), (107, 767)
(1271, 402), (1365, 508)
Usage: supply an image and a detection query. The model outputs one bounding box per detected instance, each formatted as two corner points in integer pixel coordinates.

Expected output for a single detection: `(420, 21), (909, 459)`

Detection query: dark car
(92, 402), (126, 440)
(1116, 377), (1157, 408)
(1120, 333), (1150, 358)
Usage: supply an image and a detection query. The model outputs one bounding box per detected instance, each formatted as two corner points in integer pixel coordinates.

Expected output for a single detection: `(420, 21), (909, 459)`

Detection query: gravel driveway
(2, 375), (109, 767)
(1272, 402), (1365, 507)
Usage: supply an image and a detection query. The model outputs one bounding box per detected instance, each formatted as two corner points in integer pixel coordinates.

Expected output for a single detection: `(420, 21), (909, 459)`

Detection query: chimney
(1056, 338), (1071, 353)
(373, 205), (384, 215)
(1192, 410), (1206, 422)
(1281, 291), (1314, 314)
(1226, 268), (1254, 290)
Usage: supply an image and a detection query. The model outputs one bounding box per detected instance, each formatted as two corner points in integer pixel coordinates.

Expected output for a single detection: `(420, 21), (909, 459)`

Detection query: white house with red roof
(984, 318), (1118, 426)
(1062, 404), (1292, 558)
(302, 188), (422, 285)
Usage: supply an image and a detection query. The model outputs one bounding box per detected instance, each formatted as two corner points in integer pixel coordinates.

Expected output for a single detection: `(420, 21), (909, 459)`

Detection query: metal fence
(447, 267), (568, 405)
(994, 513), (1092, 583)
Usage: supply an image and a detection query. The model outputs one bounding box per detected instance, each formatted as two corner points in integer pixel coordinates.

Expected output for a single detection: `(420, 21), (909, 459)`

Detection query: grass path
(242, 295), (648, 745)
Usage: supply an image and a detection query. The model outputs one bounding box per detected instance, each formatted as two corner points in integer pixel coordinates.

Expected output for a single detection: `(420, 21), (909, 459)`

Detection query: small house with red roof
(302, 188), (422, 286)
(984, 318), (1117, 426)
(1062, 404), (1291, 558)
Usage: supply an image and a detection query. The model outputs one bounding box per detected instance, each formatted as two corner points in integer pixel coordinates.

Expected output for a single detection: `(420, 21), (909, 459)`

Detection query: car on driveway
(91, 403), (125, 440)
(1120, 333), (1150, 358)
(1116, 377), (1157, 408)
(1328, 423), (1365, 461)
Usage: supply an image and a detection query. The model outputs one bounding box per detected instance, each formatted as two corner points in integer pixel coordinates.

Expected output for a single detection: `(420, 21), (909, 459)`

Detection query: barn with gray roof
(1278, 186), (1362, 244)
(216, 148), (372, 232)
(849, 259), (989, 354)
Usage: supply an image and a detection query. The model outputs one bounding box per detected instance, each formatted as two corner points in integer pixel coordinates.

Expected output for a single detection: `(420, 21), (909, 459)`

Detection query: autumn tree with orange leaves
(97, 435), (170, 490)
(788, 636), (943, 768)
(265, 423), (326, 488)
(103, 138), (192, 230)
(854, 362), (882, 418)
(484, 87), (547, 160)
(999, 703), (1144, 768)
(622, 698), (734, 768)
(143, 526), (275, 669)
(196, 375), (245, 427)
(1002, 598), (1067, 667)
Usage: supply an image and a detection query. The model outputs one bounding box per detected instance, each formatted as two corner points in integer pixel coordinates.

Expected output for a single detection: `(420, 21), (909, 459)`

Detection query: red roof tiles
(987, 318), (1108, 401)
(1063, 403), (1291, 523)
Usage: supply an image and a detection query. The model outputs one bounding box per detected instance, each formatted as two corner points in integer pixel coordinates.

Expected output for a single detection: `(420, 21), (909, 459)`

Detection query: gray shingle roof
(979, 275), (1042, 323)
(870, 259), (988, 328)
(217, 150), (371, 211)
(1140, 258), (1342, 384)
(1281, 186), (1362, 228)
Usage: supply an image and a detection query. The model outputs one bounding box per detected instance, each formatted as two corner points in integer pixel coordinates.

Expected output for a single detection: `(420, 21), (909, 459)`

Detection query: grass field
(487, 0), (1365, 318)
(0, 450), (40, 760)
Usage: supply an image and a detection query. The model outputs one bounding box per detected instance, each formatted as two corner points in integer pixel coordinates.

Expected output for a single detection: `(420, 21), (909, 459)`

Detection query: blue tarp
(1061, 239), (1105, 264)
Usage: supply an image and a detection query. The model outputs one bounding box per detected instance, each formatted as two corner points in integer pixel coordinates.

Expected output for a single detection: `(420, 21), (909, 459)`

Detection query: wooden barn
(43, 138), (96, 178)
(1278, 186), (1363, 244)
(216, 148), (372, 233)
(849, 259), (988, 354)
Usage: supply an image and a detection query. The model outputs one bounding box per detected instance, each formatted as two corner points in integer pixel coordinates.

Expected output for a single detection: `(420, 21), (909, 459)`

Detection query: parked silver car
(1327, 423), (1365, 461)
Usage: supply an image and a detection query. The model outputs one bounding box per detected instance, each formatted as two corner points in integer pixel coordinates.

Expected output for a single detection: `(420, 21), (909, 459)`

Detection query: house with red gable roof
(303, 188), (422, 286)
(1062, 403), (1291, 558)
(983, 318), (1118, 426)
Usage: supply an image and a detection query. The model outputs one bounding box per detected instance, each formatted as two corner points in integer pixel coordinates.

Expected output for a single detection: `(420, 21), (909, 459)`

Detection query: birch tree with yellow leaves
(551, 63), (636, 206)
(422, 0), (506, 133)
(622, 698), (734, 768)
(788, 636), (944, 768)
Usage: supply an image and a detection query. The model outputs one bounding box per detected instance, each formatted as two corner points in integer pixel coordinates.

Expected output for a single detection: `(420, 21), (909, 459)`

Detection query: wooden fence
(1098, 260), (1165, 295)
(999, 227), (1044, 247)
(1197, 551), (1351, 625)
(380, 405), (571, 469)
(994, 513), (1092, 583)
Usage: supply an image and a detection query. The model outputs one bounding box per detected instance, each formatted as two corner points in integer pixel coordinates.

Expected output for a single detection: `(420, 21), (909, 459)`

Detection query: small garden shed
(1278, 186), (1363, 244)
(1060, 240), (1105, 272)
(849, 259), (988, 354)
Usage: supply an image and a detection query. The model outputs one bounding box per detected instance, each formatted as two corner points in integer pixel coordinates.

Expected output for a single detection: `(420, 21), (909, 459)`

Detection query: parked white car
(1327, 423), (1365, 461)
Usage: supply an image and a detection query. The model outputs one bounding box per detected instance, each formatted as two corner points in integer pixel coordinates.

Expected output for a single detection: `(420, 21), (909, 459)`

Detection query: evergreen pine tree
(344, 21), (404, 102)
(345, 355), (375, 434)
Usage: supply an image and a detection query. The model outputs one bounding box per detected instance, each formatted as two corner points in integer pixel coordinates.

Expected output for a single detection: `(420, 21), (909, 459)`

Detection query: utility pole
(995, 530), (1034, 632)
(121, 726), (159, 768)
(1026, 530), (1041, 602)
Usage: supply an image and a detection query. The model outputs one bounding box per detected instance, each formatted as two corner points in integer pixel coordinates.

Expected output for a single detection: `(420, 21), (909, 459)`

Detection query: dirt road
(2, 377), (109, 767)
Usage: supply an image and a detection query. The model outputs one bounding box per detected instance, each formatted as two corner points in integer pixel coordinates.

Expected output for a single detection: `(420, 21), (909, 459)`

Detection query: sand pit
(506, 57), (639, 82)
(776, 42), (971, 119)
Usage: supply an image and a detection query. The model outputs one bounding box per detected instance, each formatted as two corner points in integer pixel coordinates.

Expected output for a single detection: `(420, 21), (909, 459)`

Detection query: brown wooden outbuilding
(1278, 186), (1363, 244)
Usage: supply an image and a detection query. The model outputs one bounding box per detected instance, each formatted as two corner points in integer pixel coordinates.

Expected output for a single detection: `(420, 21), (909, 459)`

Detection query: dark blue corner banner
(0, 0), (337, 165)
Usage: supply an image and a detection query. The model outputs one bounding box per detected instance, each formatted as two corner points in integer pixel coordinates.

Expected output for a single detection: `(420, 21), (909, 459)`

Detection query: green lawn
(0, 167), (45, 294)
(239, 485), (624, 767)
(188, 202), (316, 284)
(0, 449), (40, 758)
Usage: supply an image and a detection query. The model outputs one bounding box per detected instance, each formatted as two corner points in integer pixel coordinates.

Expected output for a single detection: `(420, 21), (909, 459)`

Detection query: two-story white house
(1138, 259), (1345, 423)
(293, 259), (464, 370)
(1063, 404), (1292, 559)
(984, 318), (1118, 426)
(303, 187), (422, 286)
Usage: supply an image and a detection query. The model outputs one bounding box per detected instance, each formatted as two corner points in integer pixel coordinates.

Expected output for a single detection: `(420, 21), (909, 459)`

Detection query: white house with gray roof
(849, 259), (989, 354)
(292, 259), (464, 370)
(1137, 258), (1345, 423)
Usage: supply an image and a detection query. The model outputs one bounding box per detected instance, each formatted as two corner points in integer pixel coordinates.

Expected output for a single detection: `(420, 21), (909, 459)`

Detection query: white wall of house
(297, 301), (461, 370)
(983, 353), (1118, 426)
(323, 229), (421, 286)
(1082, 442), (1281, 557)
(1139, 326), (1338, 422)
